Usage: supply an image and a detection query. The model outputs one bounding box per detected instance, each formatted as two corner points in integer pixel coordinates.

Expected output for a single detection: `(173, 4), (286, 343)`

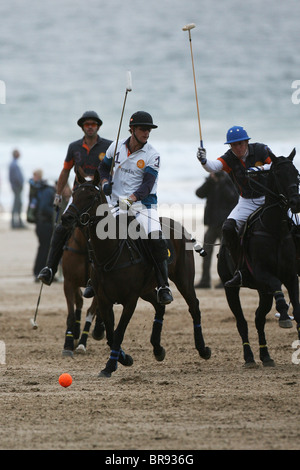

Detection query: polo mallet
(109, 71), (132, 183)
(182, 23), (203, 147)
(30, 206), (61, 329)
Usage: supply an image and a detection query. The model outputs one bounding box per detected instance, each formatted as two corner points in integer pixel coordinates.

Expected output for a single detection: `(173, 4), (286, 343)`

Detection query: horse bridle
(270, 160), (299, 209)
(247, 159), (300, 209)
(67, 182), (102, 226)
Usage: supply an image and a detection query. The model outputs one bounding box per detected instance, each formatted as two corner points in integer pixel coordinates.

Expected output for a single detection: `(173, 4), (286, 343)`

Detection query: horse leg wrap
(104, 349), (119, 373)
(151, 317), (164, 355)
(64, 330), (74, 351)
(193, 323), (205, 351)
(243, 342), (255, 363)
(274, 291), (289, 312)
(78, 321), (92, 347)
(118, 348), (133, 366)
(194, 323), (211, 359)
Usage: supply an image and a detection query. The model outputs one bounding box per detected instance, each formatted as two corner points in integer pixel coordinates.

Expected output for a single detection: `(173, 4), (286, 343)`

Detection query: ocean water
(0, 0), (299, 211)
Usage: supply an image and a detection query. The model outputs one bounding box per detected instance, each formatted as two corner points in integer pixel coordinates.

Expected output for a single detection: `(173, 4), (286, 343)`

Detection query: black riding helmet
(129, 111), (158, 129)
(77, 111), (103, 128)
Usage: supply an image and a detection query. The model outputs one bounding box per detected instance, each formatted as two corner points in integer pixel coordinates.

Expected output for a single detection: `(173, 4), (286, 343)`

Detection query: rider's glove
(53, 193), (62, 208)
(102, 182), (113, 196)
(119, 198), (134, 211)
(197, 147), (207, 165)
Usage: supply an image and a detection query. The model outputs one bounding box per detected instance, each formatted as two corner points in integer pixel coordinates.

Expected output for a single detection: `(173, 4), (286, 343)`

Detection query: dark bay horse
(67, 170), (211, 377)
(218, 149), (300, 367)
(61, 226), (105, 355)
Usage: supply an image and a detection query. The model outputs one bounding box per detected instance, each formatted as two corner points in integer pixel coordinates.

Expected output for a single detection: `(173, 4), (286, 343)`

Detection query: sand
(0, 213), (299, 451)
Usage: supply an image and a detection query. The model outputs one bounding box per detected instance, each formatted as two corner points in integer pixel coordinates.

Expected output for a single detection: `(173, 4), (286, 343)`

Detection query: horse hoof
(243, 360), (259, 369)
(154, 347), (166, 362)
(279, 319), (293, 328)
(75, 344), (86, 354)
(120, 355), (133, 367)
(200, 347), (211, 360)
(263, 358), (275, 367)
(62, 349), (74, 358)
(98, 370), (111, 378)
(92, 328), (105, 341)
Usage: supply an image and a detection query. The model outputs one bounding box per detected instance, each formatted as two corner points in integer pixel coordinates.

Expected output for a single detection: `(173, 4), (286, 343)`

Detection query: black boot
(222, 218), (240, 266)
(155, 260), (173, 305)
(148, 234), (173, 305)
(38, 224), (70, 285)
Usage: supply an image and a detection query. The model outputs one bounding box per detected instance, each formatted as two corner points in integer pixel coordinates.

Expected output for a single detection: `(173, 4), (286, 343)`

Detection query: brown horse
(66, 170), (211, 377)
(61, 226), (105, 356)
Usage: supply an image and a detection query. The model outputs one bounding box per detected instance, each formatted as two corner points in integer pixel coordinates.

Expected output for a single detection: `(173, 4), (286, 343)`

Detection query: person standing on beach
(195, 171), (238, 288)
(197, 125), (272, 287)
(8, 149), (26, 229)
(37, 110), (112, 286)
(28, 169), (55, 281)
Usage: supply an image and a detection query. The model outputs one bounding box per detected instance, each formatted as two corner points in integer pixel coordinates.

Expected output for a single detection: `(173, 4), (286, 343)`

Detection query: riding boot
(222, 218), (240, 266)
(37, 224), (70, 285)
(148, 233), (173, 305)
(155, 260), (173, 305)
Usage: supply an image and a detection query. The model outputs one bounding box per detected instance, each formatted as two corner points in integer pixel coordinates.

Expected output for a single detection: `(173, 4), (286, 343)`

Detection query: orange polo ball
(58, 373), (72, 388)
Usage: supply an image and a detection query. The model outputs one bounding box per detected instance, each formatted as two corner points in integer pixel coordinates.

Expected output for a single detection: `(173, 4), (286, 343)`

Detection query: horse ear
(288, 148), (296, 161)
(93, 170), (100, 187)
(268, 148), (278, 163)
(76, 167), (86, 184)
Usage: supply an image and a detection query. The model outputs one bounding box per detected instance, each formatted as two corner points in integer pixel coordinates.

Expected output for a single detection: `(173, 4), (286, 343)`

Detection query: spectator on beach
(195, 172), (238, 288)
(57, 181), (72, 281)
(28, 169), (55, 281)
(8, 149), (26, 229)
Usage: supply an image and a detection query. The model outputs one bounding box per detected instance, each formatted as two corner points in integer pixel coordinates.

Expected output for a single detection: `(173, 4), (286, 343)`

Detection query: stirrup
(157, 286), (173, 305)
(224, 270), (242, 288)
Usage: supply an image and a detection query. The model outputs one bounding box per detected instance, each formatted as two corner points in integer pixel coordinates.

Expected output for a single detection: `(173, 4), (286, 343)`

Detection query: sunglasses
(83, 122), (98, 128)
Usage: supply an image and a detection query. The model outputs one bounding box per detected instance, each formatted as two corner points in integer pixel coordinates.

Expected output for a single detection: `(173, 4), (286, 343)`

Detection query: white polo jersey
(104, 138), (160, 206)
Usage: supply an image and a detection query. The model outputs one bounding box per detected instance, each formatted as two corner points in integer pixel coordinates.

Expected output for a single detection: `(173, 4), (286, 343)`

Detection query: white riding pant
(228, 196), (265, 231)
(132, 204), (161, 237)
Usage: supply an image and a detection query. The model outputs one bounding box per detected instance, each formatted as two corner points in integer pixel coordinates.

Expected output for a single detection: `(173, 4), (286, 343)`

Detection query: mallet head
(182, 23), (196, 31)
(30, 318), (38, 329)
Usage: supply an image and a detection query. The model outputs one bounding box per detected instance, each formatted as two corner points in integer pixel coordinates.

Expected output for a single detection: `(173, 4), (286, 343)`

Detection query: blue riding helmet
(225, 126), (251, 144)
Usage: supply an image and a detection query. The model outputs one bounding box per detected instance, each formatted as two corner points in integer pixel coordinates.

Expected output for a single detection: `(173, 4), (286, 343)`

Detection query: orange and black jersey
(218, 143), (272, 198)
(64, 135), (112, 187)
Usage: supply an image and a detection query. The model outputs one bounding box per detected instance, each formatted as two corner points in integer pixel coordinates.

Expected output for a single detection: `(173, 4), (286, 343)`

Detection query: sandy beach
(0, 211), (299, 451)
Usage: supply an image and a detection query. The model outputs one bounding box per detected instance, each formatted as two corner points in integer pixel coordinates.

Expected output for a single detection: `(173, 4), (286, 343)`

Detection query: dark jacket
(218, 143), (271, 198)
(36, 184), (55, 224)
(196, 172), (238, 227)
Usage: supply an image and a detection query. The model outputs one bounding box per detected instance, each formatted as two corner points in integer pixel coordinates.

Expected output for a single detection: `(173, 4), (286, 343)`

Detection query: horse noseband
(79, 212), (90, 226)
